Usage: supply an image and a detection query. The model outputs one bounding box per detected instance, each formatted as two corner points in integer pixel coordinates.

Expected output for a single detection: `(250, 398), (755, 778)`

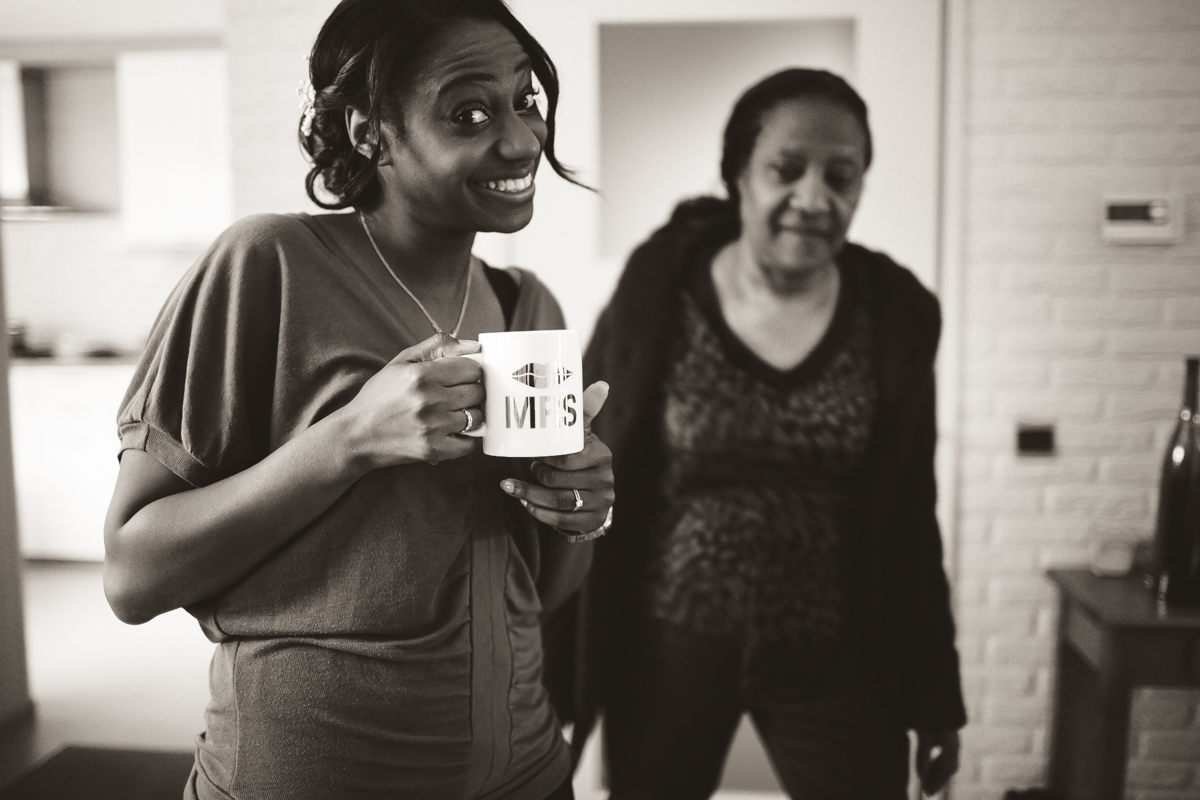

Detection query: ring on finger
(460, 409), (473, 435)
(572, 489), (583, 512)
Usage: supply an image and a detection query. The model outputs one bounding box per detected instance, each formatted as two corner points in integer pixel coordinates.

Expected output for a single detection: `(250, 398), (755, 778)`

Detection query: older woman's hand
(500, 381), (614, 533)
(916, 728), (960, 796)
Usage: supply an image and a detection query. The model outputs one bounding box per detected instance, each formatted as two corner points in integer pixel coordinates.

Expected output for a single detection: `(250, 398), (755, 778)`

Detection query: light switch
(1017, 422), (1055, 455)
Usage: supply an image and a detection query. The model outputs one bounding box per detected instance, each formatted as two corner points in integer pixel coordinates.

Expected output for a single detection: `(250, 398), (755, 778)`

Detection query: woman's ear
(345, 107), (386, 162)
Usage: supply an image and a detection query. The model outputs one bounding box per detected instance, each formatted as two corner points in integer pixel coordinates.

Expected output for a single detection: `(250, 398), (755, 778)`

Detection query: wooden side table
(1047, 569), (1200, 800)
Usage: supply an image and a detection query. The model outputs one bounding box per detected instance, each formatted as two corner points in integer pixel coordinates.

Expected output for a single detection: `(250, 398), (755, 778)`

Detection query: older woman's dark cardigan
(542, 199), (967, 759)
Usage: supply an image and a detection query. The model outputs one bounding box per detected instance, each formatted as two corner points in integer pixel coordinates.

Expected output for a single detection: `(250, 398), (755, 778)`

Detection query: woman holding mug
(556, 68), (965, 798)
(103, 1), (613, 798)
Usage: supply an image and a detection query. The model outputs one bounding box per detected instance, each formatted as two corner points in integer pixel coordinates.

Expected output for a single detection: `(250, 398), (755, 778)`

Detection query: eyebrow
(437, 57), (533, 99)
(774, 148), (862, 162)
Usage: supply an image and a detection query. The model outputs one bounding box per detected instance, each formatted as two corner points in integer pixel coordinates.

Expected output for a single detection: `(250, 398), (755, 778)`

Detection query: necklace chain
(359, 213), (473, 338)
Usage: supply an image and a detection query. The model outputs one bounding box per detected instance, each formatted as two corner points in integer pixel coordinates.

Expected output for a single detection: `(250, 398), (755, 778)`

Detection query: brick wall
(226, 0), (333, 218)
(953, 1), (1200, 798)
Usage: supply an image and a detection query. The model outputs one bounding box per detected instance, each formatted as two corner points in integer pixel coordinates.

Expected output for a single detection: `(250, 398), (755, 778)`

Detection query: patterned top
(645, 255), (878, 648)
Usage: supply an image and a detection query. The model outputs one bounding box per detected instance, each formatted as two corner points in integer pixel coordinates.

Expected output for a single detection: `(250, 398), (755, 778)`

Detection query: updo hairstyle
(301, 0), (576, 210)
(719, 68), (872, 208)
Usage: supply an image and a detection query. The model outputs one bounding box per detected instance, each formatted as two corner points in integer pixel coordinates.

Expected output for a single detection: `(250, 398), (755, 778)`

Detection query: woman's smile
(475, 173), (535, 196)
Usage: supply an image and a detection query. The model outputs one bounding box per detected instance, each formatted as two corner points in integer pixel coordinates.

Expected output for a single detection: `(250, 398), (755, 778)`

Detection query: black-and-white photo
(0, 2), (1197, 799)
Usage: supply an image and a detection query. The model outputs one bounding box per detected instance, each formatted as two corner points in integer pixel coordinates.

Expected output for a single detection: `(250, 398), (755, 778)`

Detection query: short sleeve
(117, 215), (285, 487)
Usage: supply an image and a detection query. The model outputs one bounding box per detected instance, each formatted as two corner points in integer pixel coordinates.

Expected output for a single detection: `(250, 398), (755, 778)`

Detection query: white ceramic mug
(462, 329), (585, 457)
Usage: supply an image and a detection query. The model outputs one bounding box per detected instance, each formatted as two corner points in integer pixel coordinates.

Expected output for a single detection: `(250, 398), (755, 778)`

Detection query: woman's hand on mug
(500, 382), (614, 532)
(340, 333), (484, 469)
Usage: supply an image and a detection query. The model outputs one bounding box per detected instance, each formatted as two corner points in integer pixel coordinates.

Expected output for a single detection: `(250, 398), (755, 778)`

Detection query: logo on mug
(511, 362), (574, 388)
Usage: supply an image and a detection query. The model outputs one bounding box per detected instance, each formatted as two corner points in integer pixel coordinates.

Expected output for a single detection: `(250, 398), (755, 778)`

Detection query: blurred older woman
(551, 68), (965, 799)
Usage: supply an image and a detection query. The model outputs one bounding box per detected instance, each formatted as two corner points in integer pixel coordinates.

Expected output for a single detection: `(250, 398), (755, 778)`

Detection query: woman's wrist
(554, 505), (613, 544)
(320, 408), (383, 481)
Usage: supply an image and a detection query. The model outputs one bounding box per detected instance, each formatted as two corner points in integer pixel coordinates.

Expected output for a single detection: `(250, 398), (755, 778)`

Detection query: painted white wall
(0, 0), (225, 41)
(598, 19), (856, 260)
(117, 50), (234, 247)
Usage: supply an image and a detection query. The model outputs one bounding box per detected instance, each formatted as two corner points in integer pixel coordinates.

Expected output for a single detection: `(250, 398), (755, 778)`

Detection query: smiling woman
(100, 2), (612, 799)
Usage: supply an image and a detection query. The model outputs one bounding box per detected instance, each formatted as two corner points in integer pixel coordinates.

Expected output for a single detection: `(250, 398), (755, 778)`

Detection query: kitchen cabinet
(10, 361), (135, 560)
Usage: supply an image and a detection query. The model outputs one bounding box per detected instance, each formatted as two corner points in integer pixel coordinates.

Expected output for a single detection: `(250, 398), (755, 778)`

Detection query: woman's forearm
(104, 410), (372, 624)
(105, 341), (486, 625)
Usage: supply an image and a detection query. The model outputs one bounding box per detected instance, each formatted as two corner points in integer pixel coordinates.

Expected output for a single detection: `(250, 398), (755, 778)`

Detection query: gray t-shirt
(117, 213), (571, 800)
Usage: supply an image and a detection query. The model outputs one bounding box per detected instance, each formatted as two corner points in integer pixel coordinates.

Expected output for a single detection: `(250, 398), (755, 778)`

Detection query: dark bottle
(1155, 357), (1200, 605)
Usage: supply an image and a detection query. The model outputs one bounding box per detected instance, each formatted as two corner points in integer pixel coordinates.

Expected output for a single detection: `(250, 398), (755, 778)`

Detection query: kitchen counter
(11, 354), (140, 366)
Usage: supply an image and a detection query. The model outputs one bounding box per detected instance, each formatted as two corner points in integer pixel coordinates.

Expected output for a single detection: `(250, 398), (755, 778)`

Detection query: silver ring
(460, 409), (473, 435)
(572, 489), (583, 512)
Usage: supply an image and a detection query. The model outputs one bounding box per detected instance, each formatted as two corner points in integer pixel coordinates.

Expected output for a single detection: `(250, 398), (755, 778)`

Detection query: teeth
(482, 175), (533, 193)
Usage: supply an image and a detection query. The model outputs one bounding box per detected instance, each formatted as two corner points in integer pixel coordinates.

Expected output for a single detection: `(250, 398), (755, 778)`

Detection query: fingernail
(501, 480), (516, 494)
(520, 499), (529, 508)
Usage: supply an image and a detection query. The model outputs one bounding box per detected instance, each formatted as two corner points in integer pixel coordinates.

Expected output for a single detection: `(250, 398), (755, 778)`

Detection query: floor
(0, 561), (212, 790)
(0, 560), (790, 799)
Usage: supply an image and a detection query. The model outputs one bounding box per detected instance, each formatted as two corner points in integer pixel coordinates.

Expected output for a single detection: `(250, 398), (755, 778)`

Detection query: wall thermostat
(1102, 194), (1183, 245)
